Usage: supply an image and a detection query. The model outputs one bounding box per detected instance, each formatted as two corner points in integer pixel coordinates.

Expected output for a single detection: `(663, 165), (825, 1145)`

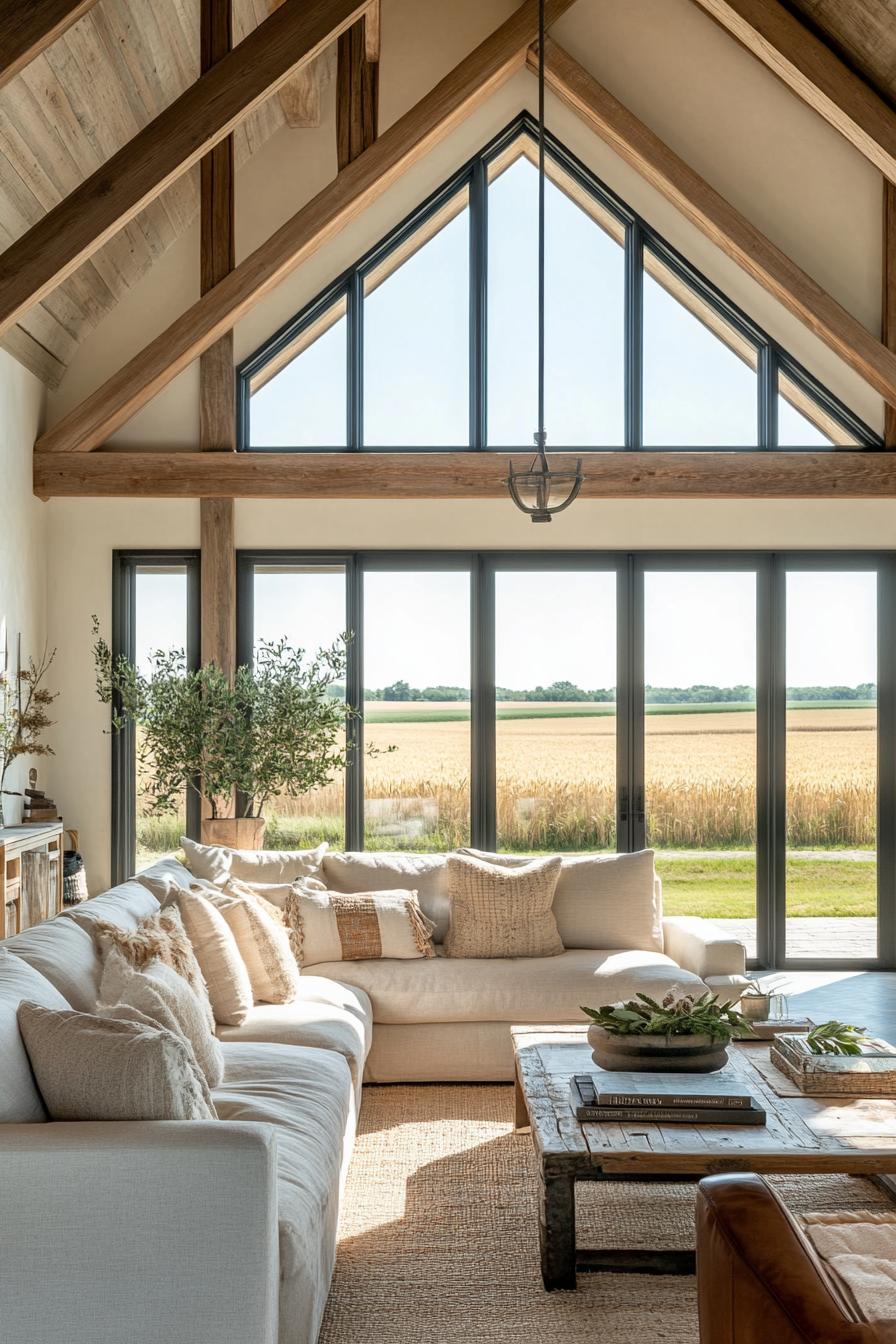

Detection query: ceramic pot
(200, 816), (266, 850)
(587, 1024), (729, 1073)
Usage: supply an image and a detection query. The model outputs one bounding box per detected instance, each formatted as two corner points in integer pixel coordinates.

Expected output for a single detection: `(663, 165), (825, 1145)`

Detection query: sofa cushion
(161, 885), (254, 1027)
(66, 879), (160, 932)
(0, 948), (70, 1122)
(17, 1000), (216, 1121)
(457, 848), (663, 952)
(4, 915), (102, 1011)
(285, 882), (435, 968)
(215, 976), (372, 1096)
(444, 853), (563, 959)
(322, 851), (450, 941)
(309, 947), (705, 1025)
(208, 881), (300, 1003)
(182, 836), (328, 886)
(137, 858), (219, 903)
(214, 1041), (353, 1344)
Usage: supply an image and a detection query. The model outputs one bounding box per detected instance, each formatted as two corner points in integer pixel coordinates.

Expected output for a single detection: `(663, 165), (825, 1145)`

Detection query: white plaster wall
(0, 352), (47, 825)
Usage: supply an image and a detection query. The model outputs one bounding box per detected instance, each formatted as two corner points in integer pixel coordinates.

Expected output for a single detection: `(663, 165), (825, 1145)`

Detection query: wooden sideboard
(0, 823), (64, 939)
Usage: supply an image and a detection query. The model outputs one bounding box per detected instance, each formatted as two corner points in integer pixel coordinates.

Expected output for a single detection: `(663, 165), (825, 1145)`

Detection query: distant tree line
(352, 679), (877, 703)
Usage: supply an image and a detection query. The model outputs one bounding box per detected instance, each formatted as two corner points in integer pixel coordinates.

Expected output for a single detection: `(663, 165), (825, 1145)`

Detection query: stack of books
(22, 788), (59, 823)
(570, 1075), (767, 1126)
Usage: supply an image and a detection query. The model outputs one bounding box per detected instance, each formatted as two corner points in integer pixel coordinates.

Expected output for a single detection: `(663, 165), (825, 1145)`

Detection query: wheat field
(246, 704), (877, 852)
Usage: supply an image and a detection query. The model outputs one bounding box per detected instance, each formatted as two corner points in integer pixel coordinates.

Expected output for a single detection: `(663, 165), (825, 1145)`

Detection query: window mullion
(469, 159), (487, 450)
(625, 221), (643, 450)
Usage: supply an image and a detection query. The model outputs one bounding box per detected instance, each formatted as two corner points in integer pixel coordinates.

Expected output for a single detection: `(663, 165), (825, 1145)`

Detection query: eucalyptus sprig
(582, 991), (752, 1045)
(805, 1020), (871, 1056)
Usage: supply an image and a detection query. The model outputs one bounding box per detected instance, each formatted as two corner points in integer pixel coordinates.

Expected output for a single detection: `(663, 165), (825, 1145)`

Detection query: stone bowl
(587, 1024), (729, 1073)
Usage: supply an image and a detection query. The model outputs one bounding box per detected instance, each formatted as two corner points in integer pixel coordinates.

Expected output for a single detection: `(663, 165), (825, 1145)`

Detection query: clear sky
(248, 151), (833, 452)
(126, 564), (875, 693)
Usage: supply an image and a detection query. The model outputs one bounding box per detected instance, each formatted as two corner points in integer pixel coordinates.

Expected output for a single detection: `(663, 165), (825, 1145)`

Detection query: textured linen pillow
(284, 881), (435, 968)
(181, 836), (328, 886)
(322, 851), (450, 942)
(454, 847), (663, 952)
(160, 885), (254, 1027)
(207, 879), (300, 1004)
(92, 907), (215, 1030)
(98, 946), (224, 1088)
(17, 1001), (216, 1121)
(444, 853), (564, 959)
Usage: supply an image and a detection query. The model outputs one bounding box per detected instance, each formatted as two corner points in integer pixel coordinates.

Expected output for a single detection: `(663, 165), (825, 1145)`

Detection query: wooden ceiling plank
(35, 0), (575, 455)
(4, 325), (66, 389)
(365, 1), (381, 64)
(267, 0), (323, 127)
(0, 0), (371, 339)
(33, 449), (896, 499)
(0, 0), (99, 91)
(535, 38), (896, 410)
(689, 0), (896, 180)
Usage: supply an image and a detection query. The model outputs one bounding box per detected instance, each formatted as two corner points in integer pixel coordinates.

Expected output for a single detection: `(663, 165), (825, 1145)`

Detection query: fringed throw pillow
(159, 885), (254, 1027)
(284, 880), (435, 968)
(92, 908), (215, 1032)
(207, 878), (300, 1005)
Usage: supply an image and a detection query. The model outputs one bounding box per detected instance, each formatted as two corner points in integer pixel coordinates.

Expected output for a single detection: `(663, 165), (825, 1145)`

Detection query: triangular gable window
(238, 115), (878, 451)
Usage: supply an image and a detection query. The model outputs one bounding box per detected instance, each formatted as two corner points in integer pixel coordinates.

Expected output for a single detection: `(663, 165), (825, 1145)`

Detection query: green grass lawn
(660, 855), (876, 919)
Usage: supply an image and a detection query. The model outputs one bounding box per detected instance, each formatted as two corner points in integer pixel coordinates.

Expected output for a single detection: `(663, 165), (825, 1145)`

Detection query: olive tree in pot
(93, 620), (356, 850)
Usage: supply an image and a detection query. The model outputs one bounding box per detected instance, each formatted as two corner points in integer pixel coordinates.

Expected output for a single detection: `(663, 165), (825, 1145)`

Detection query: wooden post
(337, 5), (379, 170)
(885, 181), (896, 449)
(199, 0), (236, 680)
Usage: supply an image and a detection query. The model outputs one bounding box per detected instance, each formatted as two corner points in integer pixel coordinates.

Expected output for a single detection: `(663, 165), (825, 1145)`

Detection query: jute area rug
(320, 1083), (893, 1344)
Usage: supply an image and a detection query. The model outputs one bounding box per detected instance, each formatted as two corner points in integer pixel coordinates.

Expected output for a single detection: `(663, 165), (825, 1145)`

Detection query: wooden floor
(756, 970), (896, 1039)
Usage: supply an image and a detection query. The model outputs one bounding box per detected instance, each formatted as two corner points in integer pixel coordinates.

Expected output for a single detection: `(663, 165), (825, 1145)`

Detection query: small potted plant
(582, 991), (752, 1073)
(93, 623), (358, 850)
(0, 646), (57, 829)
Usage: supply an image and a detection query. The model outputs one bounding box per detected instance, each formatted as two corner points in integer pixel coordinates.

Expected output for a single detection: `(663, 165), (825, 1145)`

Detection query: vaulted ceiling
(0, 0), (891, 391)
(0, 0), (334, 387)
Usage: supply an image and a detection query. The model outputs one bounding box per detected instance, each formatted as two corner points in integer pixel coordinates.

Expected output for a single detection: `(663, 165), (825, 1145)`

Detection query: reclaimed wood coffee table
(512, 1025), (896, 1290)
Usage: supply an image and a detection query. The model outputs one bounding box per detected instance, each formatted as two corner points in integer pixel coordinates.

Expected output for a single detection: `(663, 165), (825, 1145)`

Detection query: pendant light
(506, 0), (584, 522)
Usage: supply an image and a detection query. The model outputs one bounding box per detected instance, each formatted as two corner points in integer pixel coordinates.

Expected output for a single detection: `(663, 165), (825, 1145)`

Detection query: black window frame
(235, 548), (896, 973)
(111, 550), (201, 885)
(237, 113), (881, 454)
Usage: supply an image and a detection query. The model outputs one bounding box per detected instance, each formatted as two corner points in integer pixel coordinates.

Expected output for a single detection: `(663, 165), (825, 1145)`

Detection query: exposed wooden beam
(364, 0), (381, 64)
(36, 0), (575, 456)
(0, 0), (99, 91)
(33, 450), (896, 499)
(199, 0), (236, 680)
(0, 0), (369, 340)
(267, 0), (324, 128)
(886, 181), (896, 448)
(689, 0), (896, 182)
(337, 14), (379, 170)
(534, 38), (896, 411)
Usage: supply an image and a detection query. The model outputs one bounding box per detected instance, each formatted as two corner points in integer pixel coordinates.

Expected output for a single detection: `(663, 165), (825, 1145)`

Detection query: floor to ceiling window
(226, 551), (895, 969)
(642, 567), (759, 958)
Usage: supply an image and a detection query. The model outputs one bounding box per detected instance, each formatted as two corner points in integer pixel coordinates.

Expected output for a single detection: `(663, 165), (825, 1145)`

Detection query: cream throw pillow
(160, 885), (253, 1027)
(284, 881), (435, 968)
(92, 907), (215, 1031)
(444, 854), (564, 958)
(208, 879), (300, 1005)
(17, 1001), (216, 1121)
(98, 947), (224, 1088)
(181, 836), (328, 886)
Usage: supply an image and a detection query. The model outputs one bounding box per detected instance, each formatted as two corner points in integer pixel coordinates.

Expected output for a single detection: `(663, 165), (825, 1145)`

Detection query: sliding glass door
(492, 564), (618, 853)
(642, 567), (759, 958)
(782, 566), (881, 961)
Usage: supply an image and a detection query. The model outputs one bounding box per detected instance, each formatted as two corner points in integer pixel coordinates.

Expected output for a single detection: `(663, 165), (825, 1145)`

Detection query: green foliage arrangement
(805, 1020), (872, 1056)
(582, 991), (752, 1045)
(92, 619), (359, 821)
(0, 647), (57, 828)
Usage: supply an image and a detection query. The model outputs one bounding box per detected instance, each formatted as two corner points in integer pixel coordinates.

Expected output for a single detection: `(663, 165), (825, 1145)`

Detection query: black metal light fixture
(506, 0), (584, 523)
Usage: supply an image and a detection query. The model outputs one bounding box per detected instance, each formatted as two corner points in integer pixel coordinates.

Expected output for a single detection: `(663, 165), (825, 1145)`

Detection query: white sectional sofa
(0, 847), (746, 1344)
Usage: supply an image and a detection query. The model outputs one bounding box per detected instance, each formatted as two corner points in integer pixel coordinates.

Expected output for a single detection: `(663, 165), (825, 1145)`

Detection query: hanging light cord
(537, 0), (546, 453)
